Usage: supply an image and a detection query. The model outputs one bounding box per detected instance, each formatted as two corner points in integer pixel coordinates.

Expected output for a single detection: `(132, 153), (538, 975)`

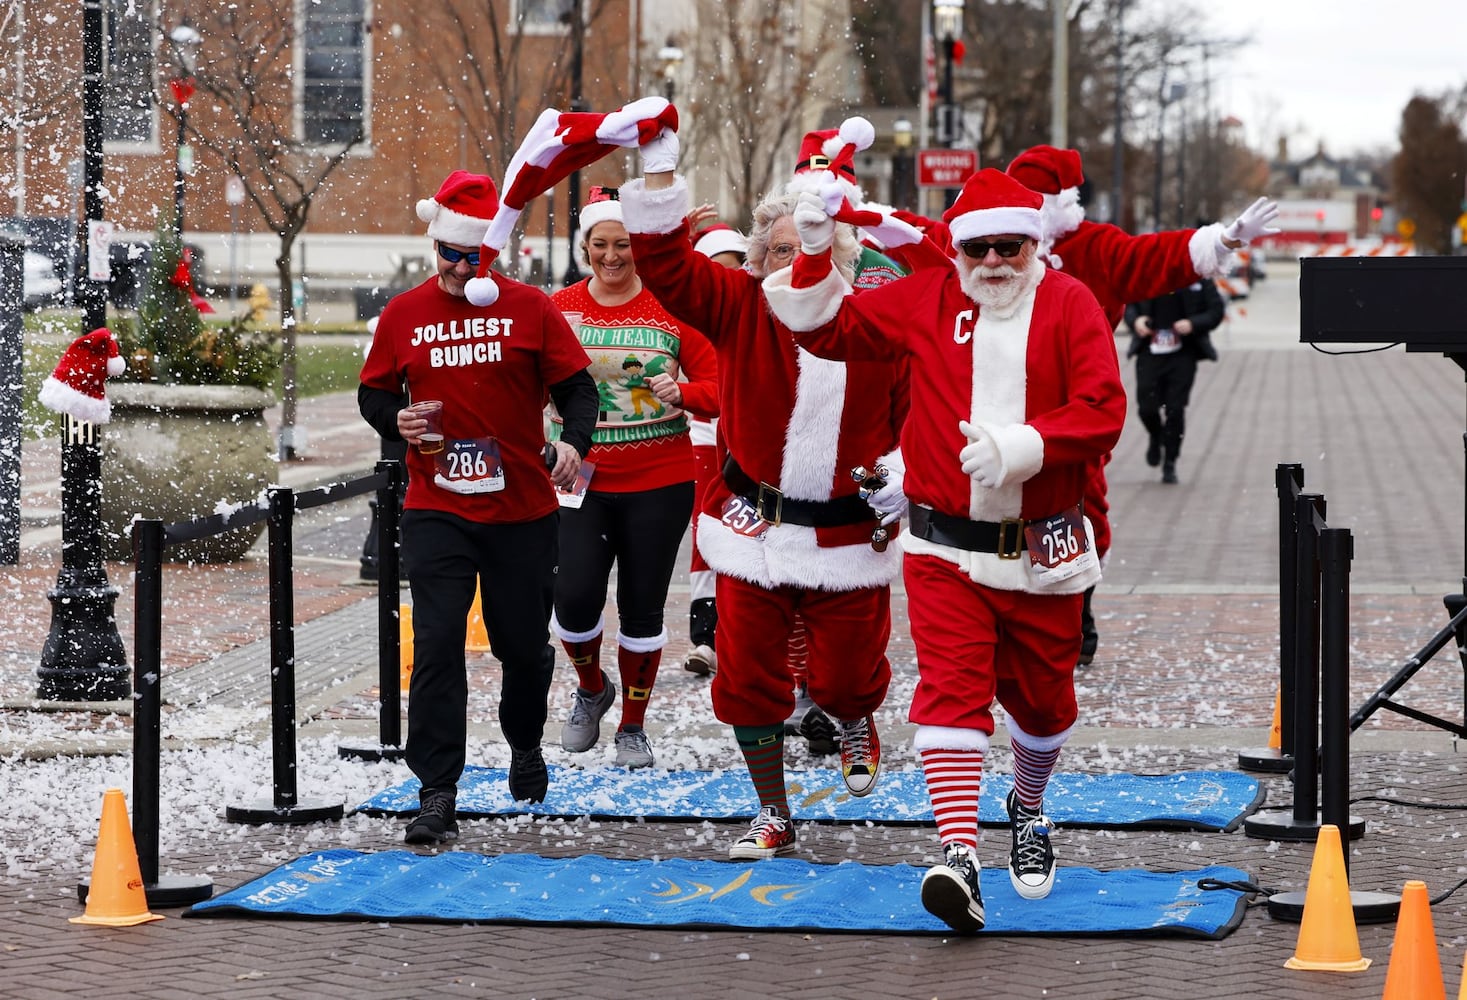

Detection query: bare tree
(165, 1), (366, 459)
(681, 0), (854, 228)
(1392, 91), (1467, 254)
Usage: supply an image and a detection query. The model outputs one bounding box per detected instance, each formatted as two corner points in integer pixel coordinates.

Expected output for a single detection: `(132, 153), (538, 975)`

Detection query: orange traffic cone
(399, 604), (414, 693)
(1382, 880), (1446, 999)
(70, 788), (164, 926)
(1458, 947), (1467, 1000)
(466, 582), (491, 653)
(1284, 824), (1370, 971)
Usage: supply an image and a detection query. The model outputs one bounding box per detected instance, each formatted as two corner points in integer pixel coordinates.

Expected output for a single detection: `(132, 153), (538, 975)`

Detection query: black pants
(401, 508), (559, 793)
(554, 481), (696, 639)
(1135, 350), (1199, 462)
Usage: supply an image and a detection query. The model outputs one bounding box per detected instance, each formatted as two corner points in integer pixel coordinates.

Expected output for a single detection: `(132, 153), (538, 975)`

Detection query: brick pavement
(7, 271), (1467, 997)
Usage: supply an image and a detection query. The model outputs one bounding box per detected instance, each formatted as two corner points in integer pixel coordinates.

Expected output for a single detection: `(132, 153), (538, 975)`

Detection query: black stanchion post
(226, 487), (343, 825)
(1239, 463), (1303, 772)
(1288, 493), (1323, 827)
(1267, 526), (1398, 925)
(0, 232), (21, 564)
(340, 460), (406, 761)
(79, 519), (211, 908)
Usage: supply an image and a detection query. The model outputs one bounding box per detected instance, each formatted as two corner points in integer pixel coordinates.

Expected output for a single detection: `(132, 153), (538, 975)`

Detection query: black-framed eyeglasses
(437, 243), (481, 267)
(958, 238), (1028, 259)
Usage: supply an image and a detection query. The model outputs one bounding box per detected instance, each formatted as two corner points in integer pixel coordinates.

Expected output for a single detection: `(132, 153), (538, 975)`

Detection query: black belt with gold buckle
(908, 506), (1027, 559)
(722, 456), (872, 528)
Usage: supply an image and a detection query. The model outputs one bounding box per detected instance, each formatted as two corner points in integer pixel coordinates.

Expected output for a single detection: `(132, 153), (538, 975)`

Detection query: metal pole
(1110, 0), (1125, 226)
(1050, 0), (1067, 148)
(1318, 527), (1352, 846)
(0, 233), (21, 564)
(561, 0), (585, 287)
(174, 100), (188, 241)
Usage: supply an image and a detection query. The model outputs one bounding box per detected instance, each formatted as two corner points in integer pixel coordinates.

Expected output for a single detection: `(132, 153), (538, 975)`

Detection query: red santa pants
(904, 553), (1081, 738)
(710, 573), (891, 727)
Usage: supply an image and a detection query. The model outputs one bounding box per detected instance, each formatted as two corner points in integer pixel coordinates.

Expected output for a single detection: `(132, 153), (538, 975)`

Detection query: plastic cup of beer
(412, 400), (445, 454)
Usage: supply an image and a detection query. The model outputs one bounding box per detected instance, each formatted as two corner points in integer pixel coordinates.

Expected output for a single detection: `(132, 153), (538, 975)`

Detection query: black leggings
(555, 481), (696, 640)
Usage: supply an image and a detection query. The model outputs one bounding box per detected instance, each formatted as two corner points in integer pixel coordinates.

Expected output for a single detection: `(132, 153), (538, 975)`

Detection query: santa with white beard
(762, 167), (1125, 935)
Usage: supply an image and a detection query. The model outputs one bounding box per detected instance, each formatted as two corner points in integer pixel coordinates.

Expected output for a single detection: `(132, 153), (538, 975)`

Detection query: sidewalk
(5, 268), (1467, 998)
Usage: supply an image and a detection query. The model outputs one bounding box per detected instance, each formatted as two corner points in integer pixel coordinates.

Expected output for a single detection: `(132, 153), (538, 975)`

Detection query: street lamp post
(1152, 80), (1184, 230)
(933, 0), (965, 207)
(168, 24), (202, 241)
(36, 0), (128, 701)
(561, 0), (586, 287)
(657, 41), (683, 103)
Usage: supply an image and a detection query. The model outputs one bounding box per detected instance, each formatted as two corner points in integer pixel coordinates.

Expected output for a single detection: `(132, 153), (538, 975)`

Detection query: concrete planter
(101, 383), (277, 563)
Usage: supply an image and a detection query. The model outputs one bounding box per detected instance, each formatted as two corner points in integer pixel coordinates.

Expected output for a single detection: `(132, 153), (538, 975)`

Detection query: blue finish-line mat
(187, 849), (1251, 937)
(356, 766), (1263, 832)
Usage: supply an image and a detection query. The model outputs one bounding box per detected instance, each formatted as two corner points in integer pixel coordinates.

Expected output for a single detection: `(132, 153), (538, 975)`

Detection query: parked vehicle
(24, 250), (62, 311)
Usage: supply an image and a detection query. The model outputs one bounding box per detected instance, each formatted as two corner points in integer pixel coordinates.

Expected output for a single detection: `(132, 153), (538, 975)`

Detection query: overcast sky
(1208, 0), (1465, 157)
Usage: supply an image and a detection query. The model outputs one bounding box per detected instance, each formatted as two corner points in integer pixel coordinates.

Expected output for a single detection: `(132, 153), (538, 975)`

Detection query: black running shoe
(404, 788), (458, 845)
(509, 745), (549, 803)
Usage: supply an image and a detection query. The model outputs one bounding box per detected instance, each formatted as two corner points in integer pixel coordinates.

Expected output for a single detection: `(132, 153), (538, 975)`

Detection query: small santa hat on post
(462, 97), (680, 307)
(39, 328), (126, 424)
(942, 168), (1045, 244)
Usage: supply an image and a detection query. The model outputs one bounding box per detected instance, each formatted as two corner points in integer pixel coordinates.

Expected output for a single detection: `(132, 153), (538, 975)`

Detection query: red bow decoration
(169, 251), (215, 314)
(170, 77), (196, 108)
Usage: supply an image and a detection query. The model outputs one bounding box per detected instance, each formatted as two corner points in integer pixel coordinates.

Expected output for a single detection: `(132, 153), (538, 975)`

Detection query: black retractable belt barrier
(1239, 463), (1305, 773)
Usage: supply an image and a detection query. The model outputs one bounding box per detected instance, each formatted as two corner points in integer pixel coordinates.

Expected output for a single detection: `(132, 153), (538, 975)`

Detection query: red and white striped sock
(1010, 738), (1061, 810)
(919, 747), (984, 849)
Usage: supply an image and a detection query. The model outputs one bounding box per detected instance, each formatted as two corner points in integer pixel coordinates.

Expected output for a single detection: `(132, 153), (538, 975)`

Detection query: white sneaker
(613, 727), (655, 769)
(684, 644), (716, 677)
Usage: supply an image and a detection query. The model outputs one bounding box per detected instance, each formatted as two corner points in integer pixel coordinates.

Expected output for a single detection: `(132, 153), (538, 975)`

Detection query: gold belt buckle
(997, 518), (1025, 559)
(755, 482), (784, 525)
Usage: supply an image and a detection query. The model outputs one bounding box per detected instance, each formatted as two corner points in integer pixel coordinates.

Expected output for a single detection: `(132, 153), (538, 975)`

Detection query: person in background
(1124, 277), (1225, 484)
(764, 168), (1125, 933)
(1005, 145), (1279, 668)
(548, 186), (720, 769)
(621, 126), (903, 860)
(680, 215), (747, 678)
(359, 170), (597, 845)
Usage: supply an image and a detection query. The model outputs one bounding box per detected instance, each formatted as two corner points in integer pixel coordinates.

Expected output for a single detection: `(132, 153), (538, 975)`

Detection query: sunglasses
(437, 243), (481, 267)
(958, 238), (1028, 259)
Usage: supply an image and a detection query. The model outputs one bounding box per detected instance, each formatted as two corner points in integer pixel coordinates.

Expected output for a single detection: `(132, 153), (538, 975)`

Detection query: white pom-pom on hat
(838, 116), (876, 152)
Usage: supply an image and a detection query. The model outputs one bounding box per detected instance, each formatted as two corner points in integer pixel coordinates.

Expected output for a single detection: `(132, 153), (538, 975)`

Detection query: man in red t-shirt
(359, 171), (598, 845)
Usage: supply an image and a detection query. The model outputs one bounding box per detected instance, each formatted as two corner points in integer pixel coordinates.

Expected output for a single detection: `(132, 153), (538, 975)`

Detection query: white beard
(957, 254), (1043, 317)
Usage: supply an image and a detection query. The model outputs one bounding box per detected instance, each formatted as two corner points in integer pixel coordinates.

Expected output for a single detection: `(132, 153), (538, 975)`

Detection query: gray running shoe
(613, 726), (655, 769)
(560, 670), (616, 752)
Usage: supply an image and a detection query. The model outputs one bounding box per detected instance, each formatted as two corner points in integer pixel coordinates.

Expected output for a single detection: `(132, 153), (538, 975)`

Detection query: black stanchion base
(1243, 808), (1365, 842)
(225, 798), (345, 826)
(79, 873), (214, 908)
(338, 742), (406, 762)
(1266, 888), (1400, 925)
(1237, 747), (1294, 773)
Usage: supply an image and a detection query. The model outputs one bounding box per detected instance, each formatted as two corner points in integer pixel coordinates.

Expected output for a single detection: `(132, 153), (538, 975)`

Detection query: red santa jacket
(764, 256), (1125, 594)
(619, 176), (906, 592)
(1050, 219), (1230, 329)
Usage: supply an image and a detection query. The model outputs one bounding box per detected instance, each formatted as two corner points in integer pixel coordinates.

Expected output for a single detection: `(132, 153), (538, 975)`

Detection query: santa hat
(1006, 145), (1087, 247)
(463, 97), (680, 307)
(1005, 145), (1084, 196)
(38, 328), (126, 424)
(693, 224), (747, 260)
(785, 116), (875, 205)
(782, 116), (926, 252)
(416, 170), (500, 247)
(576, 185), (623, 244)
(942, 168), (1044, 244)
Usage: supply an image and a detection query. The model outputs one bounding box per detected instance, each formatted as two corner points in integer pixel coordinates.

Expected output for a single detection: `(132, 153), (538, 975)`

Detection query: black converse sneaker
(1006, 789), (1057, 899)
(920, 841), (984, 933)
(508, 745), (549, 803)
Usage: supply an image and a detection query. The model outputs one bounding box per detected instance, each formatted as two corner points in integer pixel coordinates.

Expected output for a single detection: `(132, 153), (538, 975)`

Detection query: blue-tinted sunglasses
(437, 243), (481, 267)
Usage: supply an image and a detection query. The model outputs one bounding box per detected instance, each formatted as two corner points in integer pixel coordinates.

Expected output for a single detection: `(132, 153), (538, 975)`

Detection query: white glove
(958, 420), (1001, 487)
(866, 455), (908, 526)
(1223, 197), (1281, 246)
(793, 191), (836, 255)
(640, 127), (680, 174)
